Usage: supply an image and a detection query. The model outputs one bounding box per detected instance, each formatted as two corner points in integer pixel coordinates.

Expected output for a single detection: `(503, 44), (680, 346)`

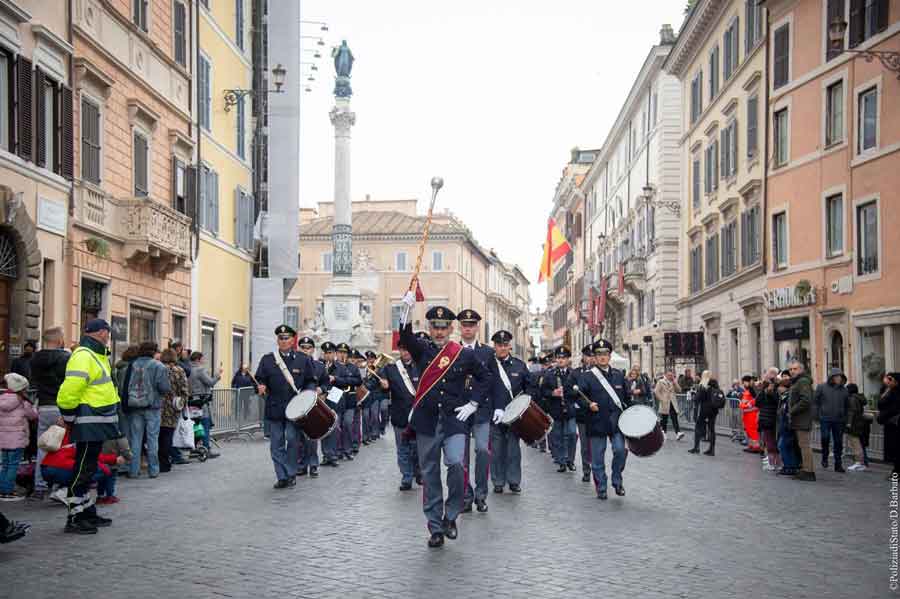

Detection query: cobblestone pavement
(0, 430), (889, 599)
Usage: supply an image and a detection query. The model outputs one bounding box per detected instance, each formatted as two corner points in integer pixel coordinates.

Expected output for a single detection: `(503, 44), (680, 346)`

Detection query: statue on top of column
(332, 40), (354, 98)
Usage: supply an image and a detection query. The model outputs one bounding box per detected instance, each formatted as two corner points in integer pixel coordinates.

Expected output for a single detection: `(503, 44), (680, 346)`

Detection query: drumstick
(572, 385), (598, 411)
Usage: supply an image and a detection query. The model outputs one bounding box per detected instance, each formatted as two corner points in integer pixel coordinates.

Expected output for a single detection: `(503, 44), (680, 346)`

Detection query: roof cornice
(664, 0), (730, 78)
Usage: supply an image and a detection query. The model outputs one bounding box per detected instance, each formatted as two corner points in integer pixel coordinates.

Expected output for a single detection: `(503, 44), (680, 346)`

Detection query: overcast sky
(298, 0), (687, 310)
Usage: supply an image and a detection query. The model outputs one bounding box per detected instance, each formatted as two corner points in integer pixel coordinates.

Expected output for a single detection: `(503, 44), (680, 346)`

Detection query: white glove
(454, 401), (478, 422)
(492, 409), (505, 424)
(401, 290), (416, 308)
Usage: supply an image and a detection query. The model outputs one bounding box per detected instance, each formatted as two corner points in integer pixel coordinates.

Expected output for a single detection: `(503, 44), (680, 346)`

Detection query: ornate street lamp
(223, 64), (287, 112)
(828, 16), (900, 78)
(640, 183), (681, 215)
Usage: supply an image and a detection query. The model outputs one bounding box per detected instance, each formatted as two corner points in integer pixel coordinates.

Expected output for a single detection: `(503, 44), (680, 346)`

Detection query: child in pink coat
(0, 373), (38, 501)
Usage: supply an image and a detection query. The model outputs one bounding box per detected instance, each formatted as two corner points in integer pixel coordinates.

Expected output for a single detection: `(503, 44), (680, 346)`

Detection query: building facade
(585, 28), (682, 376)
(70, 0), (194, 362)
(0, 1), (74, 372)
(290, 199), (531, 357)
(666, 0), (772, 382)
(762, 0), (899, 399)
(195, 0), (254, 375)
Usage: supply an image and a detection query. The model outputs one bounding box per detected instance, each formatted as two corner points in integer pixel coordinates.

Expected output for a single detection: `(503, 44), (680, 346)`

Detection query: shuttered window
(746, 95), (758, 159)
(174, 1), (187, 67)
(199, 55), (211, 131)
(59, 85), (73, 179)
(199, 164), (219, 234)
(16, 55), (32, 161)
(133, 0), (148, 32)
(849, 0), (889, 48)
(706, 234), (720, 286)
(773, 23), (790, 89)
(81, 98), (101, 184)
(236, 95), (245, 159)
(172, 157), (186, 213)
(235, 0), (245, 50)
(133, 130), (149, 197)
(721, 221), (737, 278)
(234, 187), (254, 251)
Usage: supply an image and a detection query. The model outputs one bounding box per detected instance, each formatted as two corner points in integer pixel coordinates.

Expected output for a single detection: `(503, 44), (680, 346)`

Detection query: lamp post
(223, 63), (287, 112)
(640, 182), (681, 215)
(828, 16), (900, 78)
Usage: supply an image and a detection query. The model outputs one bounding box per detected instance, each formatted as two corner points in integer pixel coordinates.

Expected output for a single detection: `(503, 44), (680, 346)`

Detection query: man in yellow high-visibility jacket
(57, 319), (120, 535)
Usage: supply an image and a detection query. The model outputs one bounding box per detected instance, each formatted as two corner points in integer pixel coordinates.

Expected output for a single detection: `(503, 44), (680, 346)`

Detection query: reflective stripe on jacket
(57, 343), (120, 442)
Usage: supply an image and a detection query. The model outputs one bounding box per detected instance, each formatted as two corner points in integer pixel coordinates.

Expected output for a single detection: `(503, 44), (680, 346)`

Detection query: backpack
(127, 359), (153, 409)
(711, 388), (726, 410)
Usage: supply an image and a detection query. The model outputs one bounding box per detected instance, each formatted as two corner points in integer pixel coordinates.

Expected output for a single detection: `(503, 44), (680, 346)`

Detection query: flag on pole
(617, 262), (625, 296)
(598, 275), (608, 323)
(537, 218), (572, 283)
(414, 278), (425, 302)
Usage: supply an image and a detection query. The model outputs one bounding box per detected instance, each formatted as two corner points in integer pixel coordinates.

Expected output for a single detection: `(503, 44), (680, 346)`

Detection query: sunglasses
(277, 335), (294, 341)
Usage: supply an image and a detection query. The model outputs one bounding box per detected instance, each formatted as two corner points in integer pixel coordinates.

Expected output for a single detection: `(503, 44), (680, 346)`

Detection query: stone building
(289, 198), (531, 357)
(665, 0), (772, 381)
(0, 1), (74, 372)
(70, 0), (194, 361)
(761, 0), (900, 398)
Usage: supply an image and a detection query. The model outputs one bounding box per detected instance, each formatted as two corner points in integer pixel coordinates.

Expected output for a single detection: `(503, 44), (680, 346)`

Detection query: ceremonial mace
(401, 176), (444, 326)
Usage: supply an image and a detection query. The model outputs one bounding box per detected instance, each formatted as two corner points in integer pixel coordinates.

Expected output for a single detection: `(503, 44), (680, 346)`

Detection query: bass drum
(500, 394), (553, 445)
(617, 404), (664, 457)
(286, 389), (338, 440)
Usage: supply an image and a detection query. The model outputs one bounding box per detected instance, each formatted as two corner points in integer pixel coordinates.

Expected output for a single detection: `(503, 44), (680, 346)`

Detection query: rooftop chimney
(660, 24), (676, 45)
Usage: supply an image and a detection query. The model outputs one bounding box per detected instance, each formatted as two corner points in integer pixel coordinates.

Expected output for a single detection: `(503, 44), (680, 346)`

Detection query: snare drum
(617, 404), (664, 457)
(285, 389), (338, 440)
(500, 394), (553, 444)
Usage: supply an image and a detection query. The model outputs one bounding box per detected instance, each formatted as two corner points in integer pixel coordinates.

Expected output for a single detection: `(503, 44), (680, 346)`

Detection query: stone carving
(307, 305), (328, 345)
(332, 223), (352, 276)
(332, 40), (354, 98)
(356, 249), (375, 273)
(349, 304), (375, 349)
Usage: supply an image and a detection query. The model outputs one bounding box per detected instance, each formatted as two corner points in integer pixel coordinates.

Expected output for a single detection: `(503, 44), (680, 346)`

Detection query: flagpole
(402, 176), (443, 326)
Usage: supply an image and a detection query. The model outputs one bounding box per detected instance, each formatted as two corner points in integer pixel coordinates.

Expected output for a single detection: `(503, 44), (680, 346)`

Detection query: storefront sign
(764, 286), (816, 311)
(37, 197), (67, 236)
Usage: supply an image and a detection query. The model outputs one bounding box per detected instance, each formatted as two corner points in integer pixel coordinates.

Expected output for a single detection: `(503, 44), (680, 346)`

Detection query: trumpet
(366, 352), (395, 384)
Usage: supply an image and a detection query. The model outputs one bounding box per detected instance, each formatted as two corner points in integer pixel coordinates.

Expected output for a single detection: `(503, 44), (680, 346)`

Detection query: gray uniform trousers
(417, 424), (466, 534)
(576, 422), (592, 475)
(267, 419), (299, 480)
(490, 424), (521, 487)
(463, 420), (491, 502)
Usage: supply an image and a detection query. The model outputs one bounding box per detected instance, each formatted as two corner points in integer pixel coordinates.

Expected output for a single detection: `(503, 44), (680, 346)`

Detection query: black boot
(65, 516), (98, 535)
(428, 532), (445, 548)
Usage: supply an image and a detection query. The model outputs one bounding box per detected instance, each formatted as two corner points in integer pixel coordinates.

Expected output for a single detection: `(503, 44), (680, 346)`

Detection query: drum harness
(590, 367), (624, 411)
(395, 360), (417, 397)
(272, 351), (301, 396)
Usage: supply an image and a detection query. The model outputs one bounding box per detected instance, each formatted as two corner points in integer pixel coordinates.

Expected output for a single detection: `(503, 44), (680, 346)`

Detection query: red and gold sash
(412, 340), (463, 410)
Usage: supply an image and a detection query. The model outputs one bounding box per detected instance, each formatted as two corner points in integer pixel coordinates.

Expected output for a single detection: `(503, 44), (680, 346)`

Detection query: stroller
(184, 395), (212, 462)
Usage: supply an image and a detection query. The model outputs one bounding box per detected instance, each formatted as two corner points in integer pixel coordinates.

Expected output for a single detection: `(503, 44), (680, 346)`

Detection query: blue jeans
(200, 417), (212, 449)
(394, 426), (416, 484)
(267, 418), (299, 480)
(0, 448), (23, 493)
(778, 426), (800, 469)
(417, 425), (466, 534)
(126, 409), (161, 477)
(549, 417), (577, 465)
(590, 432), (626, 492)
(819, 417), (845, 466)
(42, 466), (115, 497)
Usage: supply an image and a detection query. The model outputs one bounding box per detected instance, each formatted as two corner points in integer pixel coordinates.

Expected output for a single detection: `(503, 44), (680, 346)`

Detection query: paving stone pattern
(0, 431), (888, 599)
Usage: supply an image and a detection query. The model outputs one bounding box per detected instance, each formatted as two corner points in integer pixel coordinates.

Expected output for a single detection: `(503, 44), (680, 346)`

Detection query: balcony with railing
(624, 256), (647, 292)
(73, 182), (191, 275)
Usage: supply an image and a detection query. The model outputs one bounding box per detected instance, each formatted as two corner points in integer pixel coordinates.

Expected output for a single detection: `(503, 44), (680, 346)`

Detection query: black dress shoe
(87, 514), (112, 527)
(399, 481), (412, 491)
(287, 476), (297, 487)
(65, 519), (98, 535)
(835, 464), (845, 473)
(207, 452), (220, 459)
(173, 458), (190, 465)
(508, 484), (521, 494)
(493, 485), (504, 494)
(297, 467), (308, 477)
(582, 472), (591, 482)
(557, 464), (567, 473)
(273, 479), (287, 489)
(362, 440), (370, 446)
(461, 501), (473, 513)
(614, 485), (625, 497)
(598, 490), (608, 500)
(566, 463), (576, 472)
(702, 449), (715, 456)
(476, 499), (488, 513)
(444, 519), (458, 540)
(345, 453), (354, 461)
(428, 533), (445, 548)
(688, 448), (700, 454)
(415, 474), (423, 486)
(309, 466), (319, 477)
(351, 448), (359, 454)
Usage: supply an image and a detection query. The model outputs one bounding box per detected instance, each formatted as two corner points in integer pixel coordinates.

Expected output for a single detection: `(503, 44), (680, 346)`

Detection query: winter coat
(161, 363), (189, 428)
(29, 348), (70, 407)
(814, 369), (849, 421)
(189, 365), (220, 419)
(878, 387), (900, 463)
(125, 356), (172, 411)
(231, 371), (256, 390)
(654, 378), (681, 415)
(0, 391), (38, 449)
(695, 384), (721, 418)
(788, 373), (814, 431)
(846, 392), (868, 438)
(756, 385), (779, 431)
(627, 376), (651, 405)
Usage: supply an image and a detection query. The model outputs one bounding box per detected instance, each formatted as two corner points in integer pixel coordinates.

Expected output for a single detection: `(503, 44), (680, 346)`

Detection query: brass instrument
(358, 353), (395, 406)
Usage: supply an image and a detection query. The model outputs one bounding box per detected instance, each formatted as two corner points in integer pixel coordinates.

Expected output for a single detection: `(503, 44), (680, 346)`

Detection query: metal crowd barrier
(208, 387), (263, 442)
(665, 392), (884, 461)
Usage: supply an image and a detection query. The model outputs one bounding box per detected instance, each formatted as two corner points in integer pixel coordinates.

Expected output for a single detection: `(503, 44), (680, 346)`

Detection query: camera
(651, 321), (660, 329)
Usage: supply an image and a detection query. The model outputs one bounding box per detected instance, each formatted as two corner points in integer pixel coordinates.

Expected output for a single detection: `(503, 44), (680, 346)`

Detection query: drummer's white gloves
(492, 409), (504, 424)
(455, 401), (478, 421)
(401, 290), (416, 308)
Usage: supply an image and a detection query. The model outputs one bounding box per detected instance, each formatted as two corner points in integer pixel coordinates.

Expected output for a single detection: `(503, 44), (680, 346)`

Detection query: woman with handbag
(877, 373), (900, 477)
(0, 374), (38, 501)
(159, 349), (189, 472)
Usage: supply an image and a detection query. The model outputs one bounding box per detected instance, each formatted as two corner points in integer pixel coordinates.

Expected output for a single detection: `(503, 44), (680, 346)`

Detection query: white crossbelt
(272, 351), (299, 395)
(495, 358), (514, 401)
(591, 367), (623, 411)
(395, 360), (417, 397)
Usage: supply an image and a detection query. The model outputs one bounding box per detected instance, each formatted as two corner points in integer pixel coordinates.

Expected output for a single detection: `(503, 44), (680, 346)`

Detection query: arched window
(0, 230), (18, 280)
(830, 331), (844, 372)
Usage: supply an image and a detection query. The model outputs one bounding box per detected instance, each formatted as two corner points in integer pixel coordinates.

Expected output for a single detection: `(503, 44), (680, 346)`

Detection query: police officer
(296, 336), (327, 477)
(575, 339), (630, 500)
(320, 342), (344, 467)
(456, 308), (495, 513)
(350, 349), (367, 448)
(541, 347), (578, 472)
(573, 344), (596, 482)
(488, 330), (531, 494)
(362, 351), (383, 444)
(254, 325), (318, 489)
(376, 336), (422, 490)
(399, 307), (490, 548)
(335, 343), (362, 460)
(527, 354), (553, 452)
